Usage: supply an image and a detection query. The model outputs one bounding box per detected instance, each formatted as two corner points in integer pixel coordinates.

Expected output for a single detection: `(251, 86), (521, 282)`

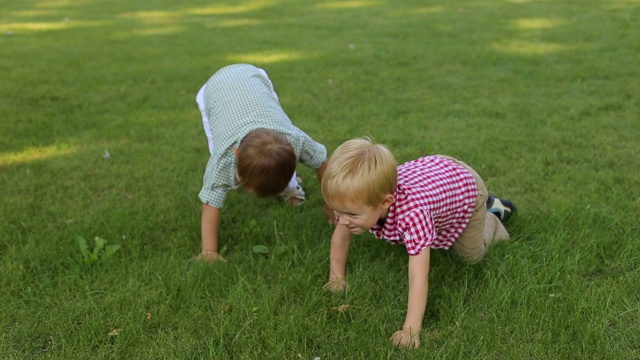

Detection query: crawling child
(196, 64), (331, 261)
(321, 137), (516, 348)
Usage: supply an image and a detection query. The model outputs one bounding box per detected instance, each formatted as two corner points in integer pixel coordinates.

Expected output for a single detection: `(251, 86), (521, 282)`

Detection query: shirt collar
(370, 187), (402, 239)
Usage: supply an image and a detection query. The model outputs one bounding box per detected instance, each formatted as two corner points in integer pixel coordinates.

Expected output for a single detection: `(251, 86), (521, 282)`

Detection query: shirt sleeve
(198, 154), (235, 208)
(398, 208), (436, 256)
(294, 131), (327, 169)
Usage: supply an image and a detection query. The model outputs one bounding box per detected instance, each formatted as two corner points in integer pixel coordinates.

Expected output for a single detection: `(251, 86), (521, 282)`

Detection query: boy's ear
(381, 194), (395, 209)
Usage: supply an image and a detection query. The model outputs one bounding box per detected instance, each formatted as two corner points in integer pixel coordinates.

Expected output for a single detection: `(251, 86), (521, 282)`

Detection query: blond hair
(321, 137), (397, 208)
(237, 128), (296, 197)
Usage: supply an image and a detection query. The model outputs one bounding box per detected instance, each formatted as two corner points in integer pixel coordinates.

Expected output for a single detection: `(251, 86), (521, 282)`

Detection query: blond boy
(196, 64), (330, 261)
(321, 138), (516, 348)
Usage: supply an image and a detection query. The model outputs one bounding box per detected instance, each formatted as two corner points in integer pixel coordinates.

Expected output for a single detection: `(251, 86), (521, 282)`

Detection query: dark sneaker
(486, 194), (517, 223)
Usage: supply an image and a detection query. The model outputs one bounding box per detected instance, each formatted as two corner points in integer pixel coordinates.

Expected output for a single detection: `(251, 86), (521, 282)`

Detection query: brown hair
(236, 128), (296, 197)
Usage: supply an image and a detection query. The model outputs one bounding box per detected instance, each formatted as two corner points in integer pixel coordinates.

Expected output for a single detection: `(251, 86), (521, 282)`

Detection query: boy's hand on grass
(323, 203), (337, 225)
(196, 251), (227, 262)
(323, 278), (346, 293)
(390, 328), (421, 349)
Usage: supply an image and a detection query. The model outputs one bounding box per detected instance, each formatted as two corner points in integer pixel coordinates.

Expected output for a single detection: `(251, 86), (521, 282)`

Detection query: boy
(196, 64), (330, 262)
(321, 137), (516, 348)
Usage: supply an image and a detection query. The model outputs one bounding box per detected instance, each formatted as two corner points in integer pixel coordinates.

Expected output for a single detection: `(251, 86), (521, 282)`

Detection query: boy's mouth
(346, 225), (360, 233)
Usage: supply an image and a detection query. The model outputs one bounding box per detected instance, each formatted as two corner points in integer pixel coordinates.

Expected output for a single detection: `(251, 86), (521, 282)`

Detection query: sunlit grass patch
(511, 17), (565, 30)
(225, 50), (312, 64)
(185, 0), (277, 15)
(492, 40), (569, 55)
(315, 1), (382, 10)
(0, 19), (107, 33)
(0, 144), (80, 166)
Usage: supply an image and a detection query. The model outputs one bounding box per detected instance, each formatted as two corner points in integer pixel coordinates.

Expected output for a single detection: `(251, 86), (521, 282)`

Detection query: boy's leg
(447, 159), (509, 263)
(450, 179), (489, 263)
(286, 171), (300, 189)
(281, 171), (305, 205)
(196, 84), (215, 155)
(485, 211), (510, 243)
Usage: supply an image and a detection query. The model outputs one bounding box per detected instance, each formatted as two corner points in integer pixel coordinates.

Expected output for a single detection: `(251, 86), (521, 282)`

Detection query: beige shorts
(437, 156), (509, 263)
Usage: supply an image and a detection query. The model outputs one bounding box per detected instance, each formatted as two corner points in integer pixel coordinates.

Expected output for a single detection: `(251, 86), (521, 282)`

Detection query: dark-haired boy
(195, 64), (330, 261)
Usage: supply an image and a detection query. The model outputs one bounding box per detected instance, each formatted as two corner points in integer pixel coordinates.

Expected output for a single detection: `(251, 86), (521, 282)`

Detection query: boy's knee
(451, 243), (486, 264)
(459, 251), (485, 264)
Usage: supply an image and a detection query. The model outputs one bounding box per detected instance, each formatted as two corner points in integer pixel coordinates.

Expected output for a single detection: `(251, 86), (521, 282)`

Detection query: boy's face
(331, 195), (394, 235)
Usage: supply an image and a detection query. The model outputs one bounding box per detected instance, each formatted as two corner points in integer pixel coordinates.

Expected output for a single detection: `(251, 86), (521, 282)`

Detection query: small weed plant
(75, 235), (121, 265)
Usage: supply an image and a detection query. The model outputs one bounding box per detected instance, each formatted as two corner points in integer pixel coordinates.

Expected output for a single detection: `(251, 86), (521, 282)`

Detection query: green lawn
(1, 0), (639, 358)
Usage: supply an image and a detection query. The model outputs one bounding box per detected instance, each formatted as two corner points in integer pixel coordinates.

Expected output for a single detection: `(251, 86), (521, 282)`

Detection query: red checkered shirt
(369, 156), (478, 255)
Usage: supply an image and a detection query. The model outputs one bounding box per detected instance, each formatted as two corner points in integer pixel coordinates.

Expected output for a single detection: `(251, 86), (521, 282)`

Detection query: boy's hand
(196, 251), (227, 262)
(323, 202), (337, 225)
(390, 328), (421, 349)
(323, 278), (346, 293)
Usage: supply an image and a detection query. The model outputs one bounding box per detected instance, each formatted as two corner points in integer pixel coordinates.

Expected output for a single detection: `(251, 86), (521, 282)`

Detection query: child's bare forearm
(201, 203), (221, 253)
(403, 249), (431, 331)
(315, 161), (328, 183)
(328, 225), (351, 281)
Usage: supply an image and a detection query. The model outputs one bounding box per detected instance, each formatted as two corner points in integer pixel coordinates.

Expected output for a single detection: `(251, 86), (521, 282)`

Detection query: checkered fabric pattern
(369, 156), (478, 255)
(197, 64), (327, 208)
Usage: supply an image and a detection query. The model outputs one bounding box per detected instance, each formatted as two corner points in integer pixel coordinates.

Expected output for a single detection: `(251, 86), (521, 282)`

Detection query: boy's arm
(323, 224), (352, 292)
(315, 160), (327, 182)
(390, 248), (430, 348)
(199, 203), (226, 261)
(315, 161), (336, 224)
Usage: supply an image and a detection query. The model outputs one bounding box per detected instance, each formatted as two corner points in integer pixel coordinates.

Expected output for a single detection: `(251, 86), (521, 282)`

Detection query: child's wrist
(402, 325), (421, 333)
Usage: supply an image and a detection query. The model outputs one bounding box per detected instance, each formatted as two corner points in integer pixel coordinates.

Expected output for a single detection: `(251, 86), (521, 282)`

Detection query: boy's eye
(334, 211), (357, 218)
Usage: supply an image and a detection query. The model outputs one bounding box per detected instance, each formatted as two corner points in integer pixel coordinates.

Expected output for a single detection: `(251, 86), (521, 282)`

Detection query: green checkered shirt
(198, 64), (327, 208)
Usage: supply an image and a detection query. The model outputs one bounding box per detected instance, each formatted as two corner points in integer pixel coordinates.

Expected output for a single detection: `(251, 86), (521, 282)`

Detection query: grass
(1, 0), (639, 358)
